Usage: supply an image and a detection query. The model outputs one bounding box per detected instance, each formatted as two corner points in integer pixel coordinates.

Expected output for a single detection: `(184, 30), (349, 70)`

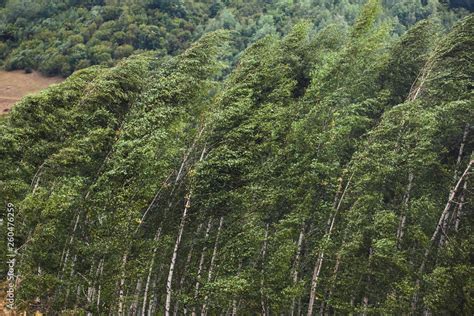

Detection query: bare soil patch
(0, 70), (63, 115)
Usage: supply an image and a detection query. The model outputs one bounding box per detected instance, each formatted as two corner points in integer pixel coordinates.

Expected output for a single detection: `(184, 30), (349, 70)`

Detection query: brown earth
(0, 70), (63, 115)
(0, 281), (11, 316)
(0, 282), (42, 316)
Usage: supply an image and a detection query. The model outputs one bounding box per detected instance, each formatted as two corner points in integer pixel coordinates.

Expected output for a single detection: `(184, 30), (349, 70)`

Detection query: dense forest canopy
(0, 0), (471, 76)
(0, 0), (473, 315)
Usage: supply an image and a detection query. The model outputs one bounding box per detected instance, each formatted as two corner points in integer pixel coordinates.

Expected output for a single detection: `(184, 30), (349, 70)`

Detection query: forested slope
(0, 0), (473, 315)
(0, 0), (471, 76)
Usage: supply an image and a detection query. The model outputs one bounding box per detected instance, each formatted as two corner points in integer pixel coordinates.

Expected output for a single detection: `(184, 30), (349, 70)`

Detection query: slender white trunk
(407, 56), (435, 102)
(412, 158), (473, 311)
(165, 192), (192, 316)
(396, 172), (414, 248)
(453, 124), (469, 180)
(129, 278), (143, 316)
(96, 259), (104, 313)
(290, 223), (305, 316)
(117, 252), (129, 315)
(440, 123), (469, 246)
(192, 218), (213, 316)
(202, 216), (224, 316)
(136, 172), (174, 234)
(87, 257), (103, 311)
(432, 160), (471, 245)
(32, 176), (41, 194)
(141, 227), (162, 316)
(361, 247), (373, 316)
(148, 270), (160, 316)
(34, 266), (42, 312)
(206, 219), (225, 302)
(61, 212), (81, 272)
(438, 209), (451, 247)
(454, 179), (467, 232)
(30, 161), (45, 190)
(175, 126), (206, 185)
(308, 251), (324, 316)
(75, 284), (81, 308)
(293, 225), (305, 283)
(165, 143), (206, 315)
(231, 299), (238, 316)
(260, 223), (270, 316)
(308, 174), (352, 316)
(174, 223), (204, 315)
(230, 261), (243, 316)
(63, 254), (78, 308)
(86, 261), (97, 305)
(321, 251), (342, 315)
(362, 295), (369, 316)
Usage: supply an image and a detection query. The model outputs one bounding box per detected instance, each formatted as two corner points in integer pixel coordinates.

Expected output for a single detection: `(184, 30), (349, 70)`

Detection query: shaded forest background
(0, 0), (471, 76)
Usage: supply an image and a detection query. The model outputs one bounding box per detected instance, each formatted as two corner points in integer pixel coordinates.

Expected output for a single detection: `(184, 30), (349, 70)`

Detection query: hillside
(0, 0), (471, 76)
(0, 0), (473, 315)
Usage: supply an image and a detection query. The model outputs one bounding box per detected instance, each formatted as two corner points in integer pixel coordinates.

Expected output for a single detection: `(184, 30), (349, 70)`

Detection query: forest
(0, 0), (473, 315)
(0, 0), (471, 76)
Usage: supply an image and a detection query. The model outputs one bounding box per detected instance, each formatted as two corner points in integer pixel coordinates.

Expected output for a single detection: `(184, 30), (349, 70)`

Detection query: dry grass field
(0, 70), (63, 115)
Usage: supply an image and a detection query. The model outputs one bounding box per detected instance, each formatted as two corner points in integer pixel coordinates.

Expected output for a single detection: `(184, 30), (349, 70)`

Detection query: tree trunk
(63, 254), (78, 309)
(32, 175), (41, 194)
(307, 251), (324, 316)
(260, 223), (270, 316)
(96, 259), (104, 314)
(86, 260), (97, 313)
(453, 124), (470, 180)
(407, 55), (436, 102)
(136, 172), (174, 234)
(290, 223), (305, 316)
(432, 159), (472, 246)
(87, 257), (104, 314)
(175, 126), (206, 185)
(129, 278), (143, 316)
(165, 192), (192, 316)
(396, 172), (414, 248)
(148, 274), (158, 316)
(361, 247), (373, 316)
(174, 222), (204, 315)
(202, 216), (224, 316)
(362, 295), (369, 316)
(231, 299), (238, 316)
(322, 251), (342, 315)
(307, 174), (353, 316)
(454, 179), (467, 232)
(60, 212), (81, 272)
(230, 261), (243, 316)
(439, 123), (469, 246)
(75, 284), (81, 309)
(192, 217), (213, 316)
(141, 226), (162, 316)
(117, 252), (129, 315)
(412, 158), (473, 311)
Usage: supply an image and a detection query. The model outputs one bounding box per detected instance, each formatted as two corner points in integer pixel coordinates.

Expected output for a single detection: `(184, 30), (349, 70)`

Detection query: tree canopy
(0, 0), (471, 76)
(0, 1), (473, 315)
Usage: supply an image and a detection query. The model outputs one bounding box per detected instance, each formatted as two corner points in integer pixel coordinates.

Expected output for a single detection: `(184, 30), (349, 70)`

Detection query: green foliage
(0, 4), (472, 316)
(0, 0), (468, 76)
